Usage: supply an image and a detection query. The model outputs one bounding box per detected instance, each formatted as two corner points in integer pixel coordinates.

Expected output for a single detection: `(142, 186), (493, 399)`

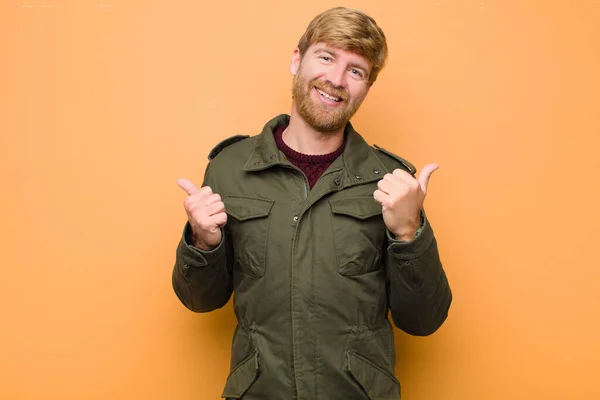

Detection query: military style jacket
(173, 114), (452, 400)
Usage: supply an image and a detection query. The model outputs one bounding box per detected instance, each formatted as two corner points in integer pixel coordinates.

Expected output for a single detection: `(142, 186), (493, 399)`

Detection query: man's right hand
(177, 178), (227, 251)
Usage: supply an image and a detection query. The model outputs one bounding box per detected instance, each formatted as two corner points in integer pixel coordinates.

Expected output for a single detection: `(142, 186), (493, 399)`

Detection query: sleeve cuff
(178, 222), (225, 267)
(387, 211), (434, 260)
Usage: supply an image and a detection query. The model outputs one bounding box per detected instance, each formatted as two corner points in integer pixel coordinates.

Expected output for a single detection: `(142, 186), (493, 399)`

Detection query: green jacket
(173, 114), (452, 400)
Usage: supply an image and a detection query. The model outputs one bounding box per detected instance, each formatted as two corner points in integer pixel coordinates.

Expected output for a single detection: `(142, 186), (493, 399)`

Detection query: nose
(327, 64), (347, 89)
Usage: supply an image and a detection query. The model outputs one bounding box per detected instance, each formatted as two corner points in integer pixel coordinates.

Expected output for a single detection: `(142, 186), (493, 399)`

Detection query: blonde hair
(297, 7), (388, 85)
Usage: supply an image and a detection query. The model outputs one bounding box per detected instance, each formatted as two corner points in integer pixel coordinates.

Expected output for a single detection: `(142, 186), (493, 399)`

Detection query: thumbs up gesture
(373, 164), (438, 241)
(177, 178), (227, 250)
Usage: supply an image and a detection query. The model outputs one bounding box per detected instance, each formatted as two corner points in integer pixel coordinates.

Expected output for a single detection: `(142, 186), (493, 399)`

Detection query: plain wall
(1, 1), (599, 399)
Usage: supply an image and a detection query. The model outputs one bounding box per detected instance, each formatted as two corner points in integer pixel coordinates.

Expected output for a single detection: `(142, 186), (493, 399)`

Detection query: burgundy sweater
(273, 125), (345, 189)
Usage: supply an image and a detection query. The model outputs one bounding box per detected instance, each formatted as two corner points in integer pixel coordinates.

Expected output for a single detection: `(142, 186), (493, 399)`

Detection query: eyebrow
(314, 47), (370, 73)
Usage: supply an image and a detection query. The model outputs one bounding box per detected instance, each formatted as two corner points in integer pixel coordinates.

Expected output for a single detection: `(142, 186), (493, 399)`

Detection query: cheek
(302, 63), (330, 81)
(349, 86), (368, 102)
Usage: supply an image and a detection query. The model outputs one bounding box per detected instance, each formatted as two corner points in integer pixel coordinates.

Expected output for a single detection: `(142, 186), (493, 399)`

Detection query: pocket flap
(224, 196), (274, 221)
(330, 197), (382, 220)
(221, 349), (259, 398)
(347, 351), (400, 400)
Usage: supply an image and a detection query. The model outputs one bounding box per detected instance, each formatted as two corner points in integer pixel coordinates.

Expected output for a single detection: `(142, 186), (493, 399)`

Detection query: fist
(373, 164), (438, 241)
(177, 178), (227, 251)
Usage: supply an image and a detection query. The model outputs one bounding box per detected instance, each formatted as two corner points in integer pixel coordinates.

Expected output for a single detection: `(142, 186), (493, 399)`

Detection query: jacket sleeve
(386, 211), (452, 336)
(172, 162), (234, 313)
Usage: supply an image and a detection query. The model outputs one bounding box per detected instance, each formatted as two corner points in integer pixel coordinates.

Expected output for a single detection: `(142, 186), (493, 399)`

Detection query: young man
(173, 7), (452, 400)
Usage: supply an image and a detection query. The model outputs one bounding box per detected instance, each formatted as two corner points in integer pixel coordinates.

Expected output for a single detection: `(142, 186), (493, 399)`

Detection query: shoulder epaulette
(208, 135), (250, 160)
(373, 144), (417, 175)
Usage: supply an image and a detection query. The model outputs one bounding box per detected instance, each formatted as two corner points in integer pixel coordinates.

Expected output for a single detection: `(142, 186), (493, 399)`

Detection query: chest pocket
(329, 196), (386, 276)
(224, 195), (274, 278)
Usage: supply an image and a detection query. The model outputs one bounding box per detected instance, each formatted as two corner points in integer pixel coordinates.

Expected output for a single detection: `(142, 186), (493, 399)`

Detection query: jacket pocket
(329, 196), (385, 276)
(346, 350), (400, 400)
(221, 349), (260, 399)
(224, 195), (274, 278)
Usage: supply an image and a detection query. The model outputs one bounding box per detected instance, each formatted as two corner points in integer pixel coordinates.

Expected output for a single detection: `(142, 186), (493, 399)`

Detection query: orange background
(1, 1), (599, 399)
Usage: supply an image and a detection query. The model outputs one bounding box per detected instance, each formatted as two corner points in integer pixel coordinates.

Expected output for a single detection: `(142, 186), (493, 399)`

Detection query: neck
(283, 104), (345, 155)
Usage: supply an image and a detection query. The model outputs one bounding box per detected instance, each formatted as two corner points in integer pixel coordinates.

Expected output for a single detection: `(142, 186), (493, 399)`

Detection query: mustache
(310, 80), (348, 101)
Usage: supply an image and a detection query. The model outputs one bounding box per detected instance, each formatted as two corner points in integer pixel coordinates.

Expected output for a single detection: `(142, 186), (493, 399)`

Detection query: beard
(292, 67), (366, 134)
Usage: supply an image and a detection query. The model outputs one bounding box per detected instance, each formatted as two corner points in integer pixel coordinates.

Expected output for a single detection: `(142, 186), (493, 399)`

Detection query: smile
(315, 88), (342, 102)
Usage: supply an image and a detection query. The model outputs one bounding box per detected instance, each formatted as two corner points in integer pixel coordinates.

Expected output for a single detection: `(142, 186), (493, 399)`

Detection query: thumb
(177, 178), (198, 195)
(417, 163), (439, 194)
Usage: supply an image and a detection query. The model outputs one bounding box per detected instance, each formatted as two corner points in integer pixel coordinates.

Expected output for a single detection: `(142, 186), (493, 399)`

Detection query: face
(290, 43), (371, 134)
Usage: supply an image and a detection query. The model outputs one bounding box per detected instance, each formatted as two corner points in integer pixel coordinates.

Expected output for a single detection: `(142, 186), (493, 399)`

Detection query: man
(173, 7), (452, 400)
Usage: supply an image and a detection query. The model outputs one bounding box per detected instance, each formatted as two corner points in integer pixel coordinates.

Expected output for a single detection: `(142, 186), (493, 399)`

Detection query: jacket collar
(243, 115), (289, 172)
(244, 114), (389, 188)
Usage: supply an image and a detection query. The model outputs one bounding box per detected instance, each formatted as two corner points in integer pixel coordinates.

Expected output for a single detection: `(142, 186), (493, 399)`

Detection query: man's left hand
(373, 164), (438, 241)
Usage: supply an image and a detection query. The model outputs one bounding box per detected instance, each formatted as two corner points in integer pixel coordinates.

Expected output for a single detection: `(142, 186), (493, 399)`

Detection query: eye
(321, 56), (331, 62)
(350, 69), (364, 78)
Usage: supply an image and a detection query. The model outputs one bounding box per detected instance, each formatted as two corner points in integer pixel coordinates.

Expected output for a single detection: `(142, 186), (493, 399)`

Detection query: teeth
(316, 88), (341, 102)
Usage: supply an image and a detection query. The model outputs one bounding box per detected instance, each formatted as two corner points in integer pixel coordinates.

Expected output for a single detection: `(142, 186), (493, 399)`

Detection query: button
(355, 175), (362, 179)
(334, 178), (341, 186)
(293, 216), (299, 222)
(253, 161), (261, 166)
(269, 155), (276, 160)
(374, 168), (381, 174)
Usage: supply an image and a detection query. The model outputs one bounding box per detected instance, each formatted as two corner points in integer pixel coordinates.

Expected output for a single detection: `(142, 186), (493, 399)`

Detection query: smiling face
(290, 43), (371, 134)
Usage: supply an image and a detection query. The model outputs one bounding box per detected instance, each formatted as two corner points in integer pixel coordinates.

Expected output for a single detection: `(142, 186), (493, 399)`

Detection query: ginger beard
(292, 62), (368, 134)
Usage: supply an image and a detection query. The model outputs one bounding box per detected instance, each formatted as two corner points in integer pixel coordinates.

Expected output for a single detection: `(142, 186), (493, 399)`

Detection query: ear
(289, 47), (301, 76)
